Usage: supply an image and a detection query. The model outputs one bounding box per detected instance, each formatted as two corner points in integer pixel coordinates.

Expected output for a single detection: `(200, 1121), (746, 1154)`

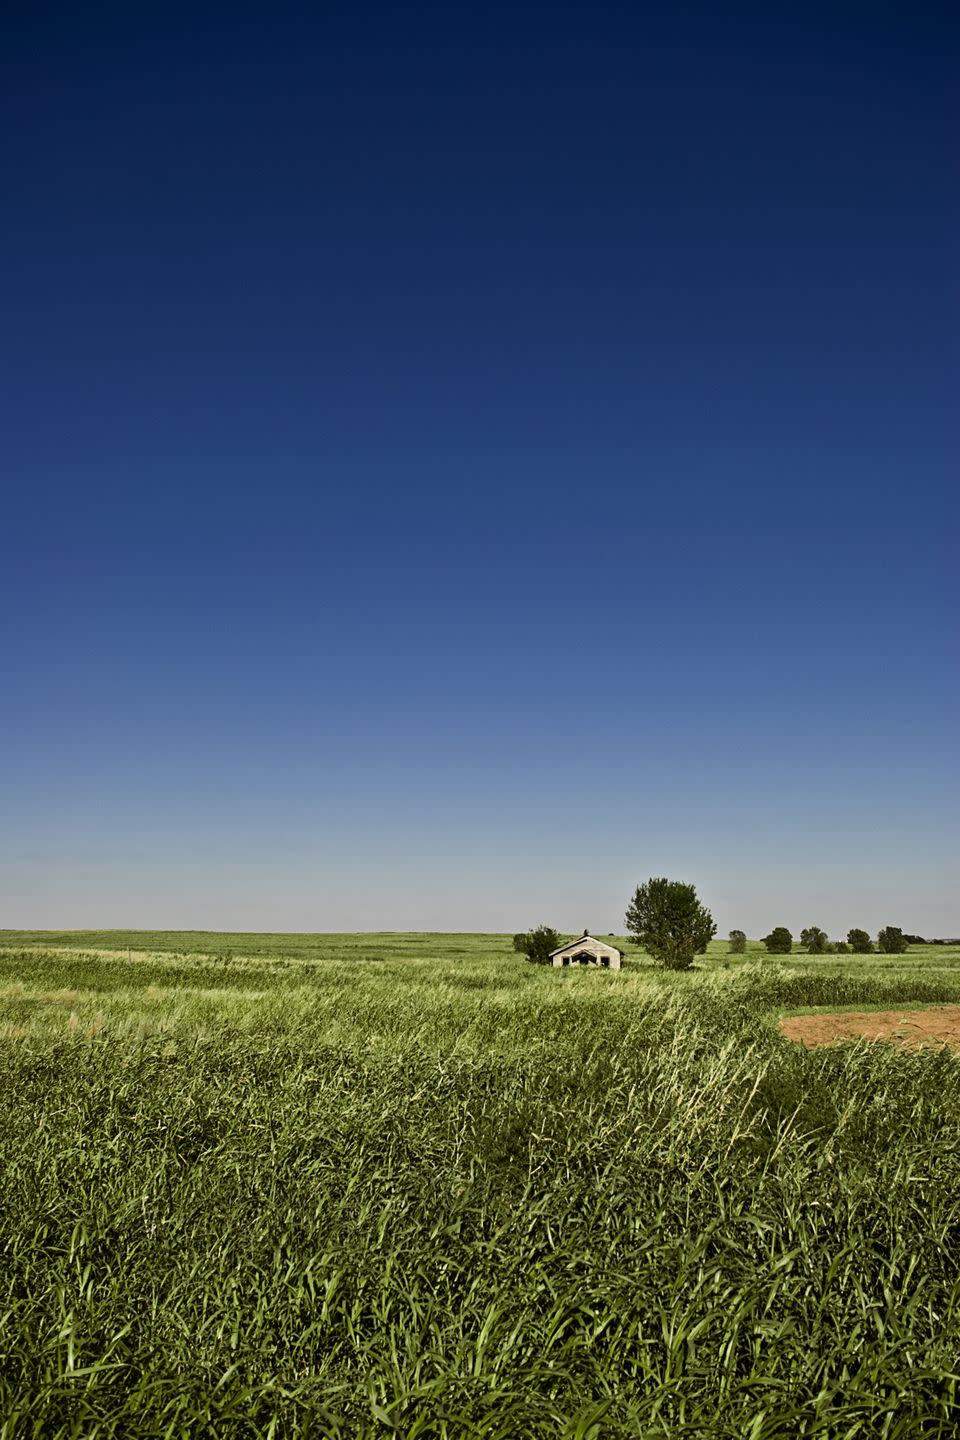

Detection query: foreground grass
(0, 934), (958, 1437)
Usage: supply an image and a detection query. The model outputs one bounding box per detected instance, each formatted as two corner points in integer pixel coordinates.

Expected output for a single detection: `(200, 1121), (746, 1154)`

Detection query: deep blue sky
(2, 1), (956, 933)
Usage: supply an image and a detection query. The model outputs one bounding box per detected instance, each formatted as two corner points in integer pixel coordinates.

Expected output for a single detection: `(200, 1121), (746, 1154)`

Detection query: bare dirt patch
(780, 1005), (960, 1050)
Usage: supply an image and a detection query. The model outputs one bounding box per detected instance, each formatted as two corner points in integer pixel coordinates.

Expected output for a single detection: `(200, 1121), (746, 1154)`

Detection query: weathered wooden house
(550, 931), (622, 970)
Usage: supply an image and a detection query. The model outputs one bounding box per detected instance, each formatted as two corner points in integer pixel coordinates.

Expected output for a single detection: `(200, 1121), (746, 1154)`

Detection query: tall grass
(0, 935), (958, 1436)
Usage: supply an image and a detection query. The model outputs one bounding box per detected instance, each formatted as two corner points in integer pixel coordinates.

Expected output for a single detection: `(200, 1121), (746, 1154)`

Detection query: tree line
(515, 878), (925, 972)
(755, 925), (917, 955)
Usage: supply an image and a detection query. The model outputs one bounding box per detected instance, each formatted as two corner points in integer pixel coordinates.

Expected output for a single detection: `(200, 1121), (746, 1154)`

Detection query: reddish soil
(780, 1005), (960, 1051)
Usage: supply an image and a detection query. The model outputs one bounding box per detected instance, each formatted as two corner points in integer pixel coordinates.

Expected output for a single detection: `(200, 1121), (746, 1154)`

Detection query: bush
(512, 926), (565, 965)
(847, 929), (874, 954)
(832, 941), (850, 954)
(877, 926), (909, 955)
(800, 926), (829, 954)
(763, 927), (793, 954)
(728, 929), (747, 955)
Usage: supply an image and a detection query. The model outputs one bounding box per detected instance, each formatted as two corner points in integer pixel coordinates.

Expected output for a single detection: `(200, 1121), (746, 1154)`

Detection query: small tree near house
(512, 926), (564, 965)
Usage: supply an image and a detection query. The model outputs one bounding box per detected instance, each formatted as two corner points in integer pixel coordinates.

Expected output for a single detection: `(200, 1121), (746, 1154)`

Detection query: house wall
(551, 938), (621, 970)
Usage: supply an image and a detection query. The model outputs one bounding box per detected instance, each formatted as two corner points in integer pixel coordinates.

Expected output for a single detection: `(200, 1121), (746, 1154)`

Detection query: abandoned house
(550, 931), (622, 970)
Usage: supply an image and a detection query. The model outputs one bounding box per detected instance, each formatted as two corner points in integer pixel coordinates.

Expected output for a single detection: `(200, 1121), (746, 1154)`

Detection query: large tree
(847, 928), (873, 954)
(625, 878), (716, 971)
(877, 926), (908, 954)
(800, 926), (829, 954)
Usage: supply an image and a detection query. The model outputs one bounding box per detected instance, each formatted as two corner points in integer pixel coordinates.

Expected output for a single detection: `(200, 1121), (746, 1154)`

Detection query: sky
(1, 1), (957, 936)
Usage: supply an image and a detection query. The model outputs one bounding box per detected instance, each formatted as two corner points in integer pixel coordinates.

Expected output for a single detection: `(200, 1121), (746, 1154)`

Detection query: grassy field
(0, 931), (958, 1437)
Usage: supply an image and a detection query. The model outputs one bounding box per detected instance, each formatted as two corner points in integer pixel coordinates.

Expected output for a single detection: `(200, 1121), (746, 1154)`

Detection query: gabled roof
(549, 931), (621, 957)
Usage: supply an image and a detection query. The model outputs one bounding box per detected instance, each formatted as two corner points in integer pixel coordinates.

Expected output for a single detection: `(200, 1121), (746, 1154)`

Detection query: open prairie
(1, 931), (959, 1437)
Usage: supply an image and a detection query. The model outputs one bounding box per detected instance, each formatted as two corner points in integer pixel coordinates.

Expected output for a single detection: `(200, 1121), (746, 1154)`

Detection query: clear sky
(2, 1), (957, 936)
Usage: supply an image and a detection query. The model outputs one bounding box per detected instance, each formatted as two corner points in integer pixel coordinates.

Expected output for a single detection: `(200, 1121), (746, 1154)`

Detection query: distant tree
(800, 926), (829, 954)
(833, 941), (850, 954)
(763, 927), (793, 954)
(625, 878), (716, 971)
(513, 925), (564, 965)
(728, 929), (747, 955)
(902, 934), (926, 946)
(877, 926), (908, 955)
(847, 928), (873, 954)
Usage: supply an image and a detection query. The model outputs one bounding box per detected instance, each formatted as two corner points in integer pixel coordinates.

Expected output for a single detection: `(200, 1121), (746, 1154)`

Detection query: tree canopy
(625, 878), (716, 971)
(763, 927), (793, 954)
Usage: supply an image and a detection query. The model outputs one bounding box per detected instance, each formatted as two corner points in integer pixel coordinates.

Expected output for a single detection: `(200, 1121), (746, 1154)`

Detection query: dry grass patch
(780, 1004), (960, 1050)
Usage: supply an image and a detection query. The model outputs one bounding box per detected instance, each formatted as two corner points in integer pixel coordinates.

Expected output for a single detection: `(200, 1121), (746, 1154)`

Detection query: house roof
(549, 932), (621, 957)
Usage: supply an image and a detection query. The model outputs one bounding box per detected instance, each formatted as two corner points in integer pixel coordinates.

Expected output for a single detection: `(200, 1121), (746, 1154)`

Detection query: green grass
(0, 931), (958, 1437)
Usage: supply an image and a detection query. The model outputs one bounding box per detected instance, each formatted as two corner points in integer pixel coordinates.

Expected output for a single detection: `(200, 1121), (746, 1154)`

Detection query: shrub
(728, 929), (747, 955)
(847, 929), (874, 954)
(512, 926), (564, 965)
(833, 941), (850, 954)
(763, 927), (793, 954)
